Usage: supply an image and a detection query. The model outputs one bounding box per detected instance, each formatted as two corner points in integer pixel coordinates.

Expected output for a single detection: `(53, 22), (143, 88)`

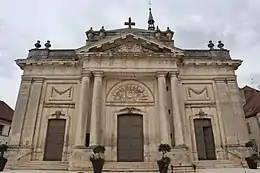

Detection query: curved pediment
(107, 80), (154, 103)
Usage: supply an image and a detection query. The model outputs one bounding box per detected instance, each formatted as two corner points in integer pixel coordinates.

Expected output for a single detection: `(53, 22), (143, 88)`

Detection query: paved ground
(2, 168), (260, 173)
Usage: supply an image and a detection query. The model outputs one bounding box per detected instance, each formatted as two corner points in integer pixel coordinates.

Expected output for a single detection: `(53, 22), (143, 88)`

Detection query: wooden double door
(43, 119), (66, 161)
(117, 114), (144, 162)
(194, 119), (216, 160)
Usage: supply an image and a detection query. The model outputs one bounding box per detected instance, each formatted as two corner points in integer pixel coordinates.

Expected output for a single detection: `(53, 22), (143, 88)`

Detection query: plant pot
(91, 158), (105, 173)
(157, 160), (170, 173)
(0, 157), (7, 171)
(245, 157), (258, 169)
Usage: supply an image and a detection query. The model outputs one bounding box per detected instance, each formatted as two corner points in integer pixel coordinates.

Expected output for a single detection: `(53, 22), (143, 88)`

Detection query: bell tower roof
(148, 8), (155, 30)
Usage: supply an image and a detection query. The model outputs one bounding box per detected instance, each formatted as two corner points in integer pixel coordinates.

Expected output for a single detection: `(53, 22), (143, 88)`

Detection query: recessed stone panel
(184, 84), (215, 103)
(45, 83), (76, 103)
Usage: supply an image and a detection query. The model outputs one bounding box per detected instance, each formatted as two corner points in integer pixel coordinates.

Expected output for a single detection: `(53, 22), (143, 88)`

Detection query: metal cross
(124, 17), (135, 29)
(148, 0), (152, 7)
(51, 111), (65, 119)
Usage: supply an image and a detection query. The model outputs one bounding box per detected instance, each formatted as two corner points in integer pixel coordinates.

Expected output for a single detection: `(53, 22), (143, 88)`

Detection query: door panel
(117, 114), (143, 162)
(43, 119), (66, 161)
(194, 119), (216, 160)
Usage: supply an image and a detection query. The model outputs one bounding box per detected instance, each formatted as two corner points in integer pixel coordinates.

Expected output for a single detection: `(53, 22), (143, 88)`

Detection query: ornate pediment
(76, 33), (184, 55)
(105, 42), (153, 53)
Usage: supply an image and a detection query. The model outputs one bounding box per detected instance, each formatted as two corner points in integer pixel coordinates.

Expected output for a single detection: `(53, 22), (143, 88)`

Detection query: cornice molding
(16, 59), (79, 70)
(182, 59), (242, 70)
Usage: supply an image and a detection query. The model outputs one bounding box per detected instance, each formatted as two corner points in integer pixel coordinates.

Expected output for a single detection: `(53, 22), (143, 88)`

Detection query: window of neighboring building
(0, 125), (4, 135)
(246, 122), (252, 134)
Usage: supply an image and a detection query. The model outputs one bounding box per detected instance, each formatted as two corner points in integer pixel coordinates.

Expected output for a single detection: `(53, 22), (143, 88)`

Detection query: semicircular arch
(106, 80), (154, 103)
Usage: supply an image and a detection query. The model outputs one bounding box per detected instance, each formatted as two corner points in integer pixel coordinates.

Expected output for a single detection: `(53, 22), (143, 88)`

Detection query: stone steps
(10, 161), (69, 170)
(103, 162), (158, 172)
(193, 160), (243, 169)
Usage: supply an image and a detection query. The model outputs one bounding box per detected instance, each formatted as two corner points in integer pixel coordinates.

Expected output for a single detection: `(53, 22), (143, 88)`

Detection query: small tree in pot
(89, 145), (106, 173)
(245, 140), (259, 169)
(157, 144), (171, 173)
(0, 144), (8, 171)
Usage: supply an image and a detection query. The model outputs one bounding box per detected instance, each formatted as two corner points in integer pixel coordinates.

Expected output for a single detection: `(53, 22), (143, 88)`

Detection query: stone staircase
(8, 160), (244, 172)
(103, 162), (158, 172)
(10, 161), (69, 170)
(193, 160), (243, 169)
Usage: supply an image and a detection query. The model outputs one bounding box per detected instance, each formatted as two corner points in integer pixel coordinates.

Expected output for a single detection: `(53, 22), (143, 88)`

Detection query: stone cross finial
(51, 111), (65, 119)
(124, 17), (135, 29)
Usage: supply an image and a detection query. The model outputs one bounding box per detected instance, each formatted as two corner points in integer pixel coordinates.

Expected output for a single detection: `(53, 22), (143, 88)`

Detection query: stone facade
(7, 25), (249, 170)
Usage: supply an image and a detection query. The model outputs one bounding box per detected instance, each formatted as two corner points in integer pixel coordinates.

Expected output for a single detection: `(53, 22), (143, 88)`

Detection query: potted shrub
(245, 140), (259, 169)
(0, 144), (8, 171)
(157, 144), (171, 173)
(89, 145), (105, 173)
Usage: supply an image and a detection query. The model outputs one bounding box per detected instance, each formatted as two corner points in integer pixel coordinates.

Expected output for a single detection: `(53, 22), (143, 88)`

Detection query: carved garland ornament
(188, 87), (209, 97)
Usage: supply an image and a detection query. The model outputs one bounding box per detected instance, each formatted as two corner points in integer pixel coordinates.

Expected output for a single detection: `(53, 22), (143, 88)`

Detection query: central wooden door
(117, 114), (143, 162)
(194, 119), (216, 160)
(43, 119), (66, 161)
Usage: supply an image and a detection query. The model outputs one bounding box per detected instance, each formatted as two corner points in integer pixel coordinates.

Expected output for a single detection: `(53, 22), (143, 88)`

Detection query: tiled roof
(0, 100), (14, 122)
(242, 85), (260, 118)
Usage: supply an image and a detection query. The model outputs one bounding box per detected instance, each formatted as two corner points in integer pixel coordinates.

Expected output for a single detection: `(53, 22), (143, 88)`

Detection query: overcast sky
(1, 0), (260, 109)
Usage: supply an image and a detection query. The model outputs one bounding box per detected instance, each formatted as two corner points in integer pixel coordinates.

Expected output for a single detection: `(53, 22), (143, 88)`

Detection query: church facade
(7, 13), (249, 170)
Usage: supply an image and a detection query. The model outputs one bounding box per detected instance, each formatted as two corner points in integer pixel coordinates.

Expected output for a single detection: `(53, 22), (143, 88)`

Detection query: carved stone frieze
(107, 80), (154, 103)
(112, 42), (153, 53)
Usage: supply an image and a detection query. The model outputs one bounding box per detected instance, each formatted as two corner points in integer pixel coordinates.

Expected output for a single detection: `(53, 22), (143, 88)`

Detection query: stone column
(9, 77), (32, 146)
(169, 72), (185, 146)
(89, 71), (103, 146)
(156, 72), (171, 144)
(74, 71), (91, 147)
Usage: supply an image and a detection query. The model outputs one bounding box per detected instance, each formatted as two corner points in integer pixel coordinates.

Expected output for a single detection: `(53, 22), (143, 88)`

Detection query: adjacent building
(241, 86), (260, 148)
(0, 100), (14, 144)
(7, 9), (249, 171)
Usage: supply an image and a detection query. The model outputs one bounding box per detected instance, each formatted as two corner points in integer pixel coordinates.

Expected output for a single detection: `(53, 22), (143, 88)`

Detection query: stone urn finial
(99, 26), (106, 39)
(166, 27), (174, 40)
(208, 40), (215, 50)
(34, 40), (41, 49)
(154, 26), (161, 39)
(86, 27), (94, 40)
(217, 41), (224, 49)
(44, 40), (51, 49)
